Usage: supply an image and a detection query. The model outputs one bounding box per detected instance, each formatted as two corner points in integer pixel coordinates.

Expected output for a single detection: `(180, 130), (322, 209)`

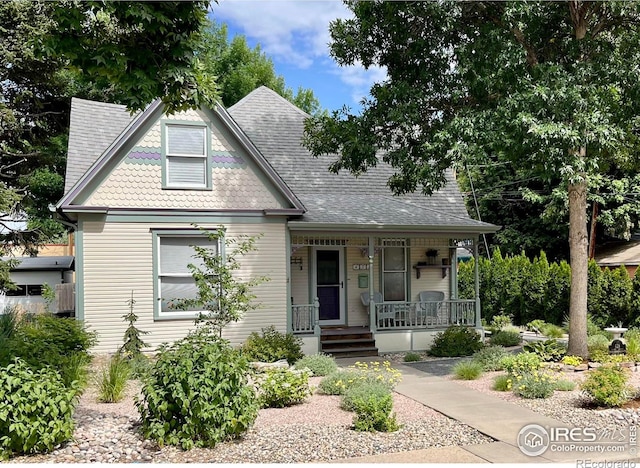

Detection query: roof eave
(57, 99), (164, 210)
(287, 221), (500, 235)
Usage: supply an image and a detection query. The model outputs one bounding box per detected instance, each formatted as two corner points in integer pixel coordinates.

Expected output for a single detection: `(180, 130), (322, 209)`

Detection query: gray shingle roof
(228, 86), (496, 231)
(3, 256), (75, 271)
(64, 98), (136, 194)
(62, 89), (497, 232)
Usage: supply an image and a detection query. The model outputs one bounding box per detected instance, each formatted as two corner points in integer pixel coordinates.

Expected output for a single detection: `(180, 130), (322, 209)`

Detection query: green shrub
(63, 353), (91, 390)
(472, 346), (510, 371)
(0, 358), (78, 459)
(490, 330), (522, 347)
(554, 379), (576, 391)
(623, 329), (640, 361)
(403, 352), (422, 362)
(0, 305), (20, 340)
(240, 325), (303, 364)
(539, 323), (565, 339)
(490, 314), (513, 331)
(128, 353), (152, 380)
(429, 326), (483, 357)
(318, 361), (401, 395)
(294, 353), (337, 376)
(526, 319), (546, 333)
(349, 390), (399, 433)
(97, 353), (130, 403)
(581, 365), (633, 407)
(493, 374), (511, 391)
(341, 381), (392, 412)
(512, 370), (556, 399)
(0, 314), (96, 388)
(522, 339), (566, 362)
(137, 331), (258, 450)
(319, 370), (361, 395)
(500, 352), (542, 376)
(349, 361), (402, 389)
(255, 368), (311, 408)
(587, 334), (611, 360)
(452, 360), (483, 380)
(561, 355), (583, 367)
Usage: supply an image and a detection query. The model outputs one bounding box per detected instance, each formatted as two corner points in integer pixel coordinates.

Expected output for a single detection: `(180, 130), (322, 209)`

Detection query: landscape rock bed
(449, 367), (640, 429)
(10, 376), (493, 463)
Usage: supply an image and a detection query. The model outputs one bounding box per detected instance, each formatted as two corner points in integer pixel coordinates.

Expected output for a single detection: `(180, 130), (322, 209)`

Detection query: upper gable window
(163, 123), (210, 189)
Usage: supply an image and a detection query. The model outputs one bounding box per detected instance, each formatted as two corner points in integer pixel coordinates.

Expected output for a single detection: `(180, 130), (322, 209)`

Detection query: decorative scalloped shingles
(211, 127), (233, 152)
(85, 161), (284, 210)
(138, 123), (161, 147)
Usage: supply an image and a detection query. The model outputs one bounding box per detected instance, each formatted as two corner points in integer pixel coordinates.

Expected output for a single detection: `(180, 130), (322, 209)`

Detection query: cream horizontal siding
(81, 220), (287, 353)
(290, 247), (309, 305)
(345, 247), (371, 326)
(409, 239), (451, 301)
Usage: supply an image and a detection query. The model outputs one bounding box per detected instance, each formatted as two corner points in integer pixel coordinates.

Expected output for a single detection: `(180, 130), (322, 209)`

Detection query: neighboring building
(56, 87), (498, 354)
(2, 256), (74, 314)
(595, 237), (640, 277)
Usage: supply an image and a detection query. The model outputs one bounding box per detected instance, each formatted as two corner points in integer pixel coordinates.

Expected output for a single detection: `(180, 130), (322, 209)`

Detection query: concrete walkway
(333, 358), (640, 464)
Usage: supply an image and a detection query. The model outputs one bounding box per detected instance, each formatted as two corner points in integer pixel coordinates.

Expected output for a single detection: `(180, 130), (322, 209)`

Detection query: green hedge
(459, 249), (638, 327)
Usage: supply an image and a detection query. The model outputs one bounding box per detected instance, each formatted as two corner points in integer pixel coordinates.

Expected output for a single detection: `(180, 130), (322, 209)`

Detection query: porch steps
(320, 327), (379, 358)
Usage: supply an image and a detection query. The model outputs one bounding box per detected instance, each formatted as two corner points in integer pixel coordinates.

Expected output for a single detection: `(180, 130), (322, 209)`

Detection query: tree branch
(0, 149), (42, 158)
(510, 26), (539, 67)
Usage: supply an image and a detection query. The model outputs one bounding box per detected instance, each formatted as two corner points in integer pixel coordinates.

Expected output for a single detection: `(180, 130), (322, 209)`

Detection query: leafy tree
(0, 1), (213, 253)
(169, 227), (269, 335)
(460, 164), (640, 262)
(199, 21), (321, 114)
(304, 1), (640, 358)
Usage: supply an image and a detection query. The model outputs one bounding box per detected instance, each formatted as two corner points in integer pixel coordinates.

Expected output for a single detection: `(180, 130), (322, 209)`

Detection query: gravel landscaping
(10, 353), (640, 463)
(447, 362), (640, 430)
(9, 374), (493, 463)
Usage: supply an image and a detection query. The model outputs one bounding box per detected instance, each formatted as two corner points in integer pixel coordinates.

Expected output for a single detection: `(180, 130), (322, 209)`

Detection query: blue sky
(211, 0), (386, 112)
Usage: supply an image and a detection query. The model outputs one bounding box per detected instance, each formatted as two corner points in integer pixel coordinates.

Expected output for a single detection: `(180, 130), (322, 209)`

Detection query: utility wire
(465, 163), (490, 256)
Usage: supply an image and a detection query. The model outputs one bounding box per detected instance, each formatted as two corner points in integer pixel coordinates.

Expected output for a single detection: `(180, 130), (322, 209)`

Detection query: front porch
(287, 233), (482, 355)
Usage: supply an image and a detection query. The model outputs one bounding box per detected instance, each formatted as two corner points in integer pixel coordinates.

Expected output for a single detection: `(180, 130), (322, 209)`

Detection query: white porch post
(313, 296), (321, 352)
(368, 236), (376, 332)
(474, 238), (482, 328)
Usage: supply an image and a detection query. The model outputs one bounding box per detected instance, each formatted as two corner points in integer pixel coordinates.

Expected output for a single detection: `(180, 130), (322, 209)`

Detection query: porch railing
(291, 297), (319, 334)
(374, 300), (476, 331)
(290, 298), (476, 334)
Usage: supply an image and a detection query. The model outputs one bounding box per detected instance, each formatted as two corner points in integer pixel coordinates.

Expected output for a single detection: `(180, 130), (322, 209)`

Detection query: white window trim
(382, 239), (407, 302)
(163, 123), (210, 190)
(154, 231), (221, 320)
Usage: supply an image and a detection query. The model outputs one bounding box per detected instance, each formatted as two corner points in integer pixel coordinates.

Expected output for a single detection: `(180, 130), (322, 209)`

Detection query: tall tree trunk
(588, 201), (598, 259)
(567, 149), (589, 358)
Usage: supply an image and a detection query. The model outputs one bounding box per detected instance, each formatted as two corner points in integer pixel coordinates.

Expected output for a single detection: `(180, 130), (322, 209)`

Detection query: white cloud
(331, 62), (388, 106)
(212, 0), (388, 107)
(213, 0), (348, 68)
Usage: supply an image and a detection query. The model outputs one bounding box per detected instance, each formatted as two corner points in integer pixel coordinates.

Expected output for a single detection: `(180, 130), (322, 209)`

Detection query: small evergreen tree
(120, 291), (149, 359)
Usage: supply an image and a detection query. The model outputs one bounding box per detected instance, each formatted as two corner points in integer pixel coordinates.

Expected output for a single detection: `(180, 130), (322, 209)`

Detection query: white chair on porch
(417, 291), (445, 326)
(360, 292), (395, 327)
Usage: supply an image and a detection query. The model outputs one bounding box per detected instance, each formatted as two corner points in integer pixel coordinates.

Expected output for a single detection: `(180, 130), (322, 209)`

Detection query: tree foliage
(304, 1), (640, 357)
(0, 1), (213, 253)
(168, 227), (269, 335)
(459, 251), (637, 328)
(459, 163), (640, 261)
(199, 21), (321, 114)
